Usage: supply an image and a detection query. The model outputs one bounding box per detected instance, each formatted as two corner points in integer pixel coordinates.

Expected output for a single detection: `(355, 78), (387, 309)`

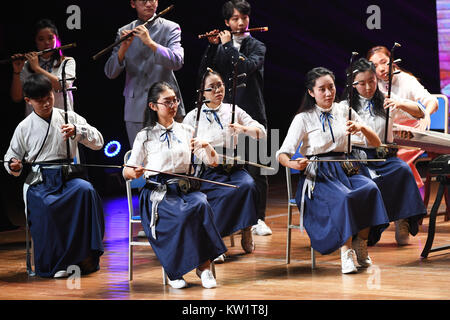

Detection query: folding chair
(285, 147), (316, 269)
(124, 150), (216, 282)
(124, 150), (168, 283)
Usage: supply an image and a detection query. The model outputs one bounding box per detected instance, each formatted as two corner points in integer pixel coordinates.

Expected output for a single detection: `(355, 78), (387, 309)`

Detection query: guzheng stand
(421, 175), (450, 258)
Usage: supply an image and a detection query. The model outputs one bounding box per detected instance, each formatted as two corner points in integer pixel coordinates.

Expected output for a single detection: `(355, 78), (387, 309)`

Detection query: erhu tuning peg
(393, 58), (402, 64)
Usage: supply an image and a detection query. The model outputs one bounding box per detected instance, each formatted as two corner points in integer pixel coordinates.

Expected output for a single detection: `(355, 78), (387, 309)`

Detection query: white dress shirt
(276, 102), (366, 159)
(126, 121), (215, 178)
(183, 102), (266, 149)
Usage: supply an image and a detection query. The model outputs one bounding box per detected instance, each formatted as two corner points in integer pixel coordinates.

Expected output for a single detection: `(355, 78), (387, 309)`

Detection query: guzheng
(393, 123), (450, 154)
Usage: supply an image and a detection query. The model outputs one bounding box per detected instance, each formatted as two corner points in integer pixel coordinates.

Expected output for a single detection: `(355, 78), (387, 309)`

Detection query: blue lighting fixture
(104, 140), (121, 158)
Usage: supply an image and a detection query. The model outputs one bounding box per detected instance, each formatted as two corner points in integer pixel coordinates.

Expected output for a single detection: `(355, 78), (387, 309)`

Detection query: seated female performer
(4, 74), (105, 278)
(341, 58), (427, 245)
(123, 81), (227, 289)
(183, 70), (264, 261)
(277, 67), (390, 274)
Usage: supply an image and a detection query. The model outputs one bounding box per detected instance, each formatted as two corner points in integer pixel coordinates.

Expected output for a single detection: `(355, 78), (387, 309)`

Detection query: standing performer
(277, 67), (390, 274)
(183, 70), (264, 261)
(123, 81), (227, 289)
(367, 45), (439, 244)
(104, 0), (185, 148)
(198, 0), (272, 236)
(4, 74), (105, 278)
(10, 19), (76, 117)
(342, 58), (427, 246)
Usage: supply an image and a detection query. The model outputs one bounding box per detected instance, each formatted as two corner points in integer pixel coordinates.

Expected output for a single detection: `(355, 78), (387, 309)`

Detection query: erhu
(376, 42), (402, 159)
(341, 51), (361, 176)
(223, 55), (247, 173)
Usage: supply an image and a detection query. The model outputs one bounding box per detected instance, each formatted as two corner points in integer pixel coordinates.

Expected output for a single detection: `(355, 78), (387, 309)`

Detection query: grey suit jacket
(104, 17), (185, 123)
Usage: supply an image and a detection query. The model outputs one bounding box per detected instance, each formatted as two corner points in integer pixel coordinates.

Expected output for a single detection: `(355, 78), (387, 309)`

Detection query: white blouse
(276, 102), (367, 159)
(378, 71), (436, 108)
(126, 121), (215, 178)
(182, 102), (266, 149)
(4, 108), (104, 176)
(341, 95), (424, 146)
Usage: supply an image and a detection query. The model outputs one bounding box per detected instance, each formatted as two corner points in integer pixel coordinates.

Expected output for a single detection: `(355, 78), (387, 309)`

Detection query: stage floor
(0, 175), (449, 301)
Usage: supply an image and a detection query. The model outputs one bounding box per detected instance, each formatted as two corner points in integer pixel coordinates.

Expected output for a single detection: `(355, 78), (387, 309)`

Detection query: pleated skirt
(140, 175), (227, 280)
(200, 167), (258, 237)
(356, 148), (427, 245)
(295, 161), (390, 255)
(27, 168), (105, 278)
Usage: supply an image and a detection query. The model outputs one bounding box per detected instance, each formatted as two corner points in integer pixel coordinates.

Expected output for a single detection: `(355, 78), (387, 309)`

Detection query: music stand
(421, 174), (450, 258)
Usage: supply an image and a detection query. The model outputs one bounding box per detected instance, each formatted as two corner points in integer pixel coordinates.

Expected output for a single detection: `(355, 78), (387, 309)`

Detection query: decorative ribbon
(365, 100), (375, 117)
(203, 109), (224, 129)
(319, 112), (335, 143)
(159, 129), (180, 149)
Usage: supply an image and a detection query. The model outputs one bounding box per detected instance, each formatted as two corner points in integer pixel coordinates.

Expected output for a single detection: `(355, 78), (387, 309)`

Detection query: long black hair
(342, 58), (386, 119)
(143, 81), (177, 128)
(297, 67), (336, 114)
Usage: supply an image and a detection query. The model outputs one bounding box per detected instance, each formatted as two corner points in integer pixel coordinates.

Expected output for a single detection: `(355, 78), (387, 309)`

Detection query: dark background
(0, 0), (440, 219)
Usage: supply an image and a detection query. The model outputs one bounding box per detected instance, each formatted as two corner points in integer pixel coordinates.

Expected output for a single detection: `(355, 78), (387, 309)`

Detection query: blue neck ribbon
(159, 129), (180, 149)
(203, 109), (224, 129)
(365, 100), (375, 117)
(319, 111), (335, 143)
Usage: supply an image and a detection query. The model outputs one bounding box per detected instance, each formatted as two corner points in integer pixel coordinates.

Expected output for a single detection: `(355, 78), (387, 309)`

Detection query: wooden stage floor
(0, 175), (449, 301)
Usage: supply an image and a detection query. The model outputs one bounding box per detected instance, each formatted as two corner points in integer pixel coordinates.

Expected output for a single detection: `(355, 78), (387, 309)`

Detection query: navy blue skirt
(140, 175), (227, 281)
(354, 148), (427, 245)
(27, 168), (105, 278)
(200, 167), (258, 237)
(295, 161), (389, 255)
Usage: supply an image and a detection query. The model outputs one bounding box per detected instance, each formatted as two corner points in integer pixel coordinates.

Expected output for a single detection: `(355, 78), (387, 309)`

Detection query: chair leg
(210, 261), (216, 278)
(286, 206), (292, 264)
(162, 267), (167, 285)
(311, 247), (316, 270)
(128, 244), (133, 281)
(230, 234), (235, 247)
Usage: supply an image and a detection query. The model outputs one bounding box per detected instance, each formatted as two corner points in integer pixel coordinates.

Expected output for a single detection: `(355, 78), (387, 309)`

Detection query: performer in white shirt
(367, 45), (439, 189)
(123, 81), (227, 289)
(4, 74), (104, 278)
(277, 67), (389, 274)
(183, 69), (265, 261)
(342, 58), (427, 246)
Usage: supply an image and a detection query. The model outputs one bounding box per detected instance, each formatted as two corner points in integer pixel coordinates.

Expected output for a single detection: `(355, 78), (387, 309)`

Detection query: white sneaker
(214, 254), (226, 263)
(352, 237), (372, 268)
(341, 249), (358, 274)
(251, 219), (272, 236)
(241, 227), (255, 253)
(53, 270), (69, 278)
(395, 219), (410, 245)
(137, 230), (146, 238)
(196, 269), (217, 289)
(168, 277), (188, 289)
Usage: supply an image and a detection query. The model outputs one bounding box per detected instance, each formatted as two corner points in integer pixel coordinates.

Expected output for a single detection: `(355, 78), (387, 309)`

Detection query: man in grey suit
(104, 0), (185, 147)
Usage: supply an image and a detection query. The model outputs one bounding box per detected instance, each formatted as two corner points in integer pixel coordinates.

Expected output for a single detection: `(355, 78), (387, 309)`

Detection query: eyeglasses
(206, 82), (224, 91)
(136, 0), (157, 4)
(154, 99), (180, 108)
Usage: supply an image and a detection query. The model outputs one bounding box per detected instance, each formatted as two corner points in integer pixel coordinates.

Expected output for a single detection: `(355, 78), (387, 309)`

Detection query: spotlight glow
(104, 140), (121, 158)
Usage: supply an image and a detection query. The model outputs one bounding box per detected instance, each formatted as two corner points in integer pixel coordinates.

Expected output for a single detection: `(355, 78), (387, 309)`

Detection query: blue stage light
(104, 140), (122, 158)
